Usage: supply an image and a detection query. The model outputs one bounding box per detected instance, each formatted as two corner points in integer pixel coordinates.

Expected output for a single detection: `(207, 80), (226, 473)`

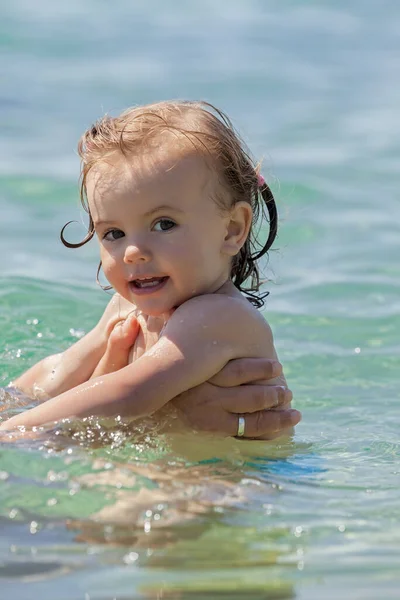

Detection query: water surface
(1, 1), (399, 598)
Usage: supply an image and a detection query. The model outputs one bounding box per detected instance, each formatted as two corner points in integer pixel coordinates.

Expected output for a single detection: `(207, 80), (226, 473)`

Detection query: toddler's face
(86, 149), (233, 317)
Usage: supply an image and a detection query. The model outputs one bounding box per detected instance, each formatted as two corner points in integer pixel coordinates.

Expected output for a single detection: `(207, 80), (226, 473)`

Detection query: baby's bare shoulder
(169, 293), (246, 323)
(167, 294), (274, 358)
(173, 292), (267, 323)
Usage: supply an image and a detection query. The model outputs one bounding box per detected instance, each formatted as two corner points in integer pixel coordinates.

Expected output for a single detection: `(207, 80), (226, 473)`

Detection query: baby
(1, 100), (298, 437)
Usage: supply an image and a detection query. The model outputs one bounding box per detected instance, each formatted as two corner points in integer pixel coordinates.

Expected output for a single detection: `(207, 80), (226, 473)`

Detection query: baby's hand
(90, 313), (140, 378)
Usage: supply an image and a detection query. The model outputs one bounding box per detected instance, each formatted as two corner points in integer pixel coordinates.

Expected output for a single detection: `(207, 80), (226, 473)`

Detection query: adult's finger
(209, 358), (282, 387)
(219, 384), (292, 413)
(227, 408), (301, 439)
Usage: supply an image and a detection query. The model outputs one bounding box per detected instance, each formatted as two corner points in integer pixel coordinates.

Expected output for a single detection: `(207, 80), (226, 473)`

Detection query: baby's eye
(152, 218), (176, 232)
(103, 229), (125, 241)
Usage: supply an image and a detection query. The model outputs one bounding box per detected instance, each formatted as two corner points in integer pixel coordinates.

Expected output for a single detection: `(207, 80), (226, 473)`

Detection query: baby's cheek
(102, 256), (120, 282)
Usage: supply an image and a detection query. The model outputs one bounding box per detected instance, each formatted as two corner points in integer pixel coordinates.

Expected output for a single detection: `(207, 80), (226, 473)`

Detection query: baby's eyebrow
(93, 220), (114, 228)
(143, 204), (184, 217)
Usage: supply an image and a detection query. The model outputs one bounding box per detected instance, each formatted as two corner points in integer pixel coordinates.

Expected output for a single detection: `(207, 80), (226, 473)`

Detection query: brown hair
(61, 100), (278, 308)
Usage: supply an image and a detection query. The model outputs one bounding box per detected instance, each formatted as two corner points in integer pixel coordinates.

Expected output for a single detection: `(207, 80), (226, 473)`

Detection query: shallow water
(1, 1), (400, 598)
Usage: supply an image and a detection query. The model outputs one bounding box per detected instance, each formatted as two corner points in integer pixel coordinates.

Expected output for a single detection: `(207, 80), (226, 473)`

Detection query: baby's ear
(222, 202), (252, 256)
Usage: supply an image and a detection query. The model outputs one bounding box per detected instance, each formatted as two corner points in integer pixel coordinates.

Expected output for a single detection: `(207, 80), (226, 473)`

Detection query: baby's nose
(123, 243), (151, 263)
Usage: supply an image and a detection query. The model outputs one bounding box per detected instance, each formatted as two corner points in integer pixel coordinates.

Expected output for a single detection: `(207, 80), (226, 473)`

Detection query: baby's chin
(118, 284), (197, 317)
(125, 297), (177, 319)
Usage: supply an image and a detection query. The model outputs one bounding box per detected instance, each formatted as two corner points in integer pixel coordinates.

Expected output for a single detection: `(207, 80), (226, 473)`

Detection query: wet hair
(61, 100), (278, 308)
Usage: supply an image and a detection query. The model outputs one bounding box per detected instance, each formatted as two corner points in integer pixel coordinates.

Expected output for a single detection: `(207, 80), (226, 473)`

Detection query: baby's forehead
(87, 146), (217, 197)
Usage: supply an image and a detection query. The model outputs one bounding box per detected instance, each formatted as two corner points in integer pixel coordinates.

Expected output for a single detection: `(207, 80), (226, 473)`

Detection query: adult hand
(172, 358), (301, 439)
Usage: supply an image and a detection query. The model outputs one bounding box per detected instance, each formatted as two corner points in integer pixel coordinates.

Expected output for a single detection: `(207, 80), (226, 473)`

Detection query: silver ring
(237, 415), (245, 437)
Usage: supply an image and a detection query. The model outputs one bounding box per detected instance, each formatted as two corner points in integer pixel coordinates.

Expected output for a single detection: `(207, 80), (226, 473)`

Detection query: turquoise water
(1, 1), (400, 598)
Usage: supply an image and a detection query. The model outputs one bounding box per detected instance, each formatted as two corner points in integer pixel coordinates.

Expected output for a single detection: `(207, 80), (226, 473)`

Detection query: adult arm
(173, 358), (300, 439)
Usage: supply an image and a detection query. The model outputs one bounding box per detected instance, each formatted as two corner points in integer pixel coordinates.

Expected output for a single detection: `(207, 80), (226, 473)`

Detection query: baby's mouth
(131, 276), (169, 289)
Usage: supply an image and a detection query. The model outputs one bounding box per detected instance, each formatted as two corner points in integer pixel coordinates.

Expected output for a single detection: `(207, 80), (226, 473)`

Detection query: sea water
(0, 1), (399, 598)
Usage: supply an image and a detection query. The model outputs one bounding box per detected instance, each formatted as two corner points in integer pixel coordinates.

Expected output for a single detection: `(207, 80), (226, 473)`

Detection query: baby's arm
(13, 294), (137, 400)
(1, 296), (278, 429)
